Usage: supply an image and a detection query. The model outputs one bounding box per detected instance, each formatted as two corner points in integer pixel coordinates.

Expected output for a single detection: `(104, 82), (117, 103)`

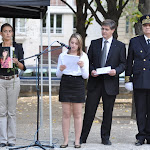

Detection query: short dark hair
(102, 19), (116, 30)
(1, 23), (13, 32)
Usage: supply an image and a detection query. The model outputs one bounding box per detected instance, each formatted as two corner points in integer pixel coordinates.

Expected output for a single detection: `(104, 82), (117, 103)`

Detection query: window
(15, 18), (26, 33)
(56, 15), (62, 33)
(39, 46), (62, 65)
(43, 14), (63, 34)
(5, 18), (26, 33)
(5, 18), (12, 25)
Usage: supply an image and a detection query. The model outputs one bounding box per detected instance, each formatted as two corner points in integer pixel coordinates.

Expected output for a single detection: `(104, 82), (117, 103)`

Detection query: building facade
(0, 0), (134, 66)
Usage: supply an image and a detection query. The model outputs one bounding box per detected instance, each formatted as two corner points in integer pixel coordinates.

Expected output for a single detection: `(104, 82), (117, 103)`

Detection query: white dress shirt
(102, 37), (113, 63)
(144, 35), (150, 44)
(56, 51), (89, 79)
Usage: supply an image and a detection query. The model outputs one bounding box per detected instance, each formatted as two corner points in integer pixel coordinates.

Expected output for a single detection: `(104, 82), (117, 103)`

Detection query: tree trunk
(76, 0), (87, 52)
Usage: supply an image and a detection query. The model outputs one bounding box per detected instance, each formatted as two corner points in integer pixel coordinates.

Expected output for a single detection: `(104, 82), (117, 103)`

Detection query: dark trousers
(81, 79), (116, 142)
(134, 89), (150, 142)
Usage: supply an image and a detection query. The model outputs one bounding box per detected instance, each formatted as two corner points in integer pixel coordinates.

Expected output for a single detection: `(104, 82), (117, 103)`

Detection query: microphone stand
(9, 46), (63, 150)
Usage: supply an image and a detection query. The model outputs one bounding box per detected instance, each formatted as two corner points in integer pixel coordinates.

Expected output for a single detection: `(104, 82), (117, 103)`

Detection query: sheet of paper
(62, 54), (80, 73)
(96, 66), (111, 75)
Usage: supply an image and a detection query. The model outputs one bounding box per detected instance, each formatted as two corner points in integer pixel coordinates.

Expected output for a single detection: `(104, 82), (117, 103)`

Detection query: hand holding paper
(95, 66), (111, 75)
(62, 54), (80, 73)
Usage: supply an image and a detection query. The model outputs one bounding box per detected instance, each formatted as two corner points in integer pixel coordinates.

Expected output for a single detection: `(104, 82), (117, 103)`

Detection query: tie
(101, 40), (108, 67)
(147, 39), (150, 46)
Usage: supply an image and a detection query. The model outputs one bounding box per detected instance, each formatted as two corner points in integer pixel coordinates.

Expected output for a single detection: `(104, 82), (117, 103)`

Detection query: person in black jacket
(0, 23), (26, 147)
(80, 19), (126, 145)
(125, 14), (150, 146)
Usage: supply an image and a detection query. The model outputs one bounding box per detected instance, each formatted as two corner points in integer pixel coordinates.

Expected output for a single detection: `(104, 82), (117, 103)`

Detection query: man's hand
(91, 70), (98, 77)
(60, 65), (66, 71)
(108, 69), (116, 76)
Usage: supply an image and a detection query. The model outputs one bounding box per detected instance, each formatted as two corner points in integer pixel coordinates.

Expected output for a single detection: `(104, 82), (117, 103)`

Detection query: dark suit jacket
(87, 38), (126, 95)
(126, 35), (150, 89)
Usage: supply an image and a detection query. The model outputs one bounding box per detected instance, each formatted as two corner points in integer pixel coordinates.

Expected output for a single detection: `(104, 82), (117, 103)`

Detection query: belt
(63, 74), (82, 78)
(0, 74), (19, 80)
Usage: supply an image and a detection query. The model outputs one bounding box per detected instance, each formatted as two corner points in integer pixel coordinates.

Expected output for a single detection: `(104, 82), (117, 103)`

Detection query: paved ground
(1, 96), (150, 150)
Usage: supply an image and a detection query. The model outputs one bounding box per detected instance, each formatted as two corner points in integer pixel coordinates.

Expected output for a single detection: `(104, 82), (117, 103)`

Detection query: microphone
(57, 41), (71, 50)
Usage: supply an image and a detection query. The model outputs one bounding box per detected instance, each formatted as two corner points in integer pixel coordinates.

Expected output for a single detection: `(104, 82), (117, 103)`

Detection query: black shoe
(135, 140), (144, 146)
(147, 140), (150, 144)
(7, 143), (15, 147)
(102, 139), (112, 145)
(60, 144), (68, 148)
(0, 143), (7, 147)
(74, 144), (81, 148)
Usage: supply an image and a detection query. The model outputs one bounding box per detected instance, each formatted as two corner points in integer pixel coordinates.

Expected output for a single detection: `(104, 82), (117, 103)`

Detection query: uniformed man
(125, 14), (150, 146)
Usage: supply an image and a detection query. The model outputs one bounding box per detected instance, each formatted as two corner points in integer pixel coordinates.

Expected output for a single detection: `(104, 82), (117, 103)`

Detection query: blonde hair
(68, 33), (83, 56)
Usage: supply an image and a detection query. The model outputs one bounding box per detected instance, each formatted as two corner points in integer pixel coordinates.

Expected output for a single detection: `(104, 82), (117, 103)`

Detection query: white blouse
(56, 51), (89, 79)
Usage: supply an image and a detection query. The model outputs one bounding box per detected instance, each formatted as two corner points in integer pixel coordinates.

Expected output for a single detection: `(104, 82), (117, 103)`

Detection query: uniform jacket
(126, 35), (150, 89)
(87, 38), (126, 95)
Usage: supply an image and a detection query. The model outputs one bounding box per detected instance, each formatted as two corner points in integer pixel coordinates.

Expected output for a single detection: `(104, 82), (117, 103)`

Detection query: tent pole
(40, 11), (44, 134)
(12, 18), (15, 42)
(47, 5), (53, 147)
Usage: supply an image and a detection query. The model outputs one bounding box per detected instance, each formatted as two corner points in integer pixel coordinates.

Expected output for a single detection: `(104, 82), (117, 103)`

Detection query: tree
(134, 0), (150, 35)
(61, 0), (96, 52)
(85, 0), (130, 39)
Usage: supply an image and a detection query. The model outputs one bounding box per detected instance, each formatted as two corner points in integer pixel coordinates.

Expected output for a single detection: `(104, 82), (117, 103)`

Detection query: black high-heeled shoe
(60, 144), (68, 148)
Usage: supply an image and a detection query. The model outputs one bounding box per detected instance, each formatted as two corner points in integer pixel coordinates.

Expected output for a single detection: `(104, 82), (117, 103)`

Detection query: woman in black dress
(56, 33), (89, 148)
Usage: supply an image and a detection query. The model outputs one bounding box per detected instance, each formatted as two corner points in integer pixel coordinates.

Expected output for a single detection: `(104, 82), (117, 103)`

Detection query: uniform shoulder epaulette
(125, 76), (131, 83)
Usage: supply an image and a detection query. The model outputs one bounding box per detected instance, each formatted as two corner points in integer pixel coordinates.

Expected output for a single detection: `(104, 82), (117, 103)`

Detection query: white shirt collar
(144, 35), (150, 42)
(102, 36), (113, 44)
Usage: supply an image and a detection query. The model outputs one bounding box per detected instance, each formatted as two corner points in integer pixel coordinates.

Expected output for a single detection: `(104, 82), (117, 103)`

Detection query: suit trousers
(134, 89), (150, 142)
(0, 77), (20, 144)
(81, 77), (116, 142)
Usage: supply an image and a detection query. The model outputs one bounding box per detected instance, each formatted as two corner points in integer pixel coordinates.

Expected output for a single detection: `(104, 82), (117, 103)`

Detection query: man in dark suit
(80, 19), (126, 145)
(125, 14), (150, 146)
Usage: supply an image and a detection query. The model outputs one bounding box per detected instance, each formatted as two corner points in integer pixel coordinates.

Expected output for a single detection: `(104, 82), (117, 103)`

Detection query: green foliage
(130, 11), (142, 23)
(122, 0), (142, 24)
(85, 17), (94, 25)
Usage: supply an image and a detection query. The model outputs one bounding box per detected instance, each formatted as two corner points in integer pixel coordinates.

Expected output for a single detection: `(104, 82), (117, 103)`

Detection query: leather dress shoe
(135, 140), (144, 146)
(147, 140), (150, 144)
(0, 143), (7, 147)
(102, 139), (112, 145)
(7, 143), (15, 147)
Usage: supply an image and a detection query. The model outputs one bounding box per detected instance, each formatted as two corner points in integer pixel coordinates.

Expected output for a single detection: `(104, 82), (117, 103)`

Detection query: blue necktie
(101, 40), (108, 67)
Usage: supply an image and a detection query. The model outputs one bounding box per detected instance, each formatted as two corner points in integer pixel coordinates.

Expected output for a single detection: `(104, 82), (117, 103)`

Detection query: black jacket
(126, 35), (150, 89)
(87, 38), (126, 95)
